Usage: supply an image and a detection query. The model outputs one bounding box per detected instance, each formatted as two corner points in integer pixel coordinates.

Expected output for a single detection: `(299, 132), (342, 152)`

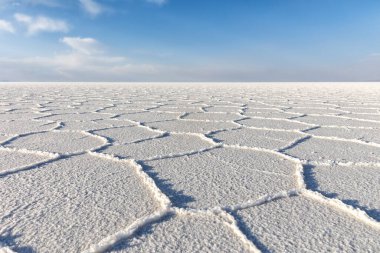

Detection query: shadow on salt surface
(230, 197), (299, 253)
(0, 229), (35, 253)
(138, 161), (195, 208)
(303, 164), (380, 222)
(107, 214), (174, 252)
(0, 156), (62, 179)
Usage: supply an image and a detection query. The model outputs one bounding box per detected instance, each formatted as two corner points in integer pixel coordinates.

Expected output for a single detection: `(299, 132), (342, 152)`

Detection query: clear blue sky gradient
(1, 0), (380, 81)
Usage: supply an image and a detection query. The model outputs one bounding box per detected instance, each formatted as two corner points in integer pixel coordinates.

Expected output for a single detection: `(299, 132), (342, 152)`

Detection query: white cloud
(14, 13), (32, 23)
(61, 37), (102, 55)
(146, 0), (168, 5)
(0, 19), (15, 33)
(0, 36), (157, 81)
(79, 0), (104, 16)
(14, 13), (69, 35)
(56, 37), (128, 71)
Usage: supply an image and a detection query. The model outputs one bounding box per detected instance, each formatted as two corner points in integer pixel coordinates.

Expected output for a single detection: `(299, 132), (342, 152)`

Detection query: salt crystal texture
(0, 83), (379, 253)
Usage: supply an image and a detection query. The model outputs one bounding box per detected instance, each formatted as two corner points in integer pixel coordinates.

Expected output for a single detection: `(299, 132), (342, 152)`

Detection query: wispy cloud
(54, 37), (128, 71)
(61, 37), (102, 55)
(79, 0), (104, 16)
(0, 36), (157, 81)
(146, 0), (168, 6)
(0, 19), (15, 33)
(14, 13), (69, 35)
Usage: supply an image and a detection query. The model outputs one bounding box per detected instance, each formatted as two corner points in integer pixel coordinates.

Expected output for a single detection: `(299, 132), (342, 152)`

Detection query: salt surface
(0, 83), (379, 252)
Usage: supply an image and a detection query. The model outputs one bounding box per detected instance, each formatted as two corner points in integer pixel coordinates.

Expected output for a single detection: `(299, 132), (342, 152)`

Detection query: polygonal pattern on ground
(146, 120), (238, 133)
(100, 133), (214, 160)
(0, 154), (160, 252)
(0, 83), (380, 253)
(235, 196), (380, 252)
(238, 117), (312, 130)
(0, 149), (54, 174)
(5, 131), (105, 154)
(211, 128), (304, 150)
(110, 213), (250, 253)
(0, 120), (56, 135)
(285, 136), (380, 163)
(93, 126), (162, 144)
(145, 147), (297, 208)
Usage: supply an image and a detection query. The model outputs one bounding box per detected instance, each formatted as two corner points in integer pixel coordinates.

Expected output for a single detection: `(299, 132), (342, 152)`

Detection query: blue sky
(1, 0), (380, 81)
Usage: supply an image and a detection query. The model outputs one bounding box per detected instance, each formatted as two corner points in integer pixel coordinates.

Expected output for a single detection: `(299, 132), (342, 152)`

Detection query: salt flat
(0, 83), (379, 253)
